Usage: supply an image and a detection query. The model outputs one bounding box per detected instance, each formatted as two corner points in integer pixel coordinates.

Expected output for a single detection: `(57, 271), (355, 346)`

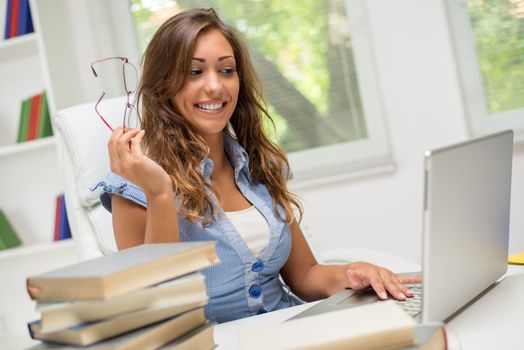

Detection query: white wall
(295, 0), (524, 264)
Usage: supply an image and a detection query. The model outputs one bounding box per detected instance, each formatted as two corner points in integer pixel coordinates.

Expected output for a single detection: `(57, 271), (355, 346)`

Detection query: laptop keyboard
(389, 283), (422, 322)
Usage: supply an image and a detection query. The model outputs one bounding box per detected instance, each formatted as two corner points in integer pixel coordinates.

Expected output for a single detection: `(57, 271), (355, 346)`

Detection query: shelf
(0, 136), (55, 158)
(0, 33), (38, 60)
(0, 239), (74, 260)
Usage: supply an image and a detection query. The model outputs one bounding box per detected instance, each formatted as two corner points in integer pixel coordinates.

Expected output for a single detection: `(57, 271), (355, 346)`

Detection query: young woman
(96, 8), (419, 323)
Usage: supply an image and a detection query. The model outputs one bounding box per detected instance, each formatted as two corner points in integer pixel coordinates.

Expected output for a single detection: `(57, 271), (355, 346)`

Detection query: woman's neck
(203, 132), (228, 177)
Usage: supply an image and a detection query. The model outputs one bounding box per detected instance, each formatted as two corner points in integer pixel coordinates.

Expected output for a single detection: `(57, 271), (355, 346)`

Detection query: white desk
(214, 265), (524, 350)
(3, 265), (523, 349)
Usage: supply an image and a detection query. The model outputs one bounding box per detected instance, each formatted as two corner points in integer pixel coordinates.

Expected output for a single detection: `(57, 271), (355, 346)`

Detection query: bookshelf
(0, 0), (139, 256)
(0, 0), (62, 251)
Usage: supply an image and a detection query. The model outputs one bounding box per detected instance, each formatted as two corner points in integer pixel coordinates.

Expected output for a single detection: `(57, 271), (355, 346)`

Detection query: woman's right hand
(108, 128), (173, 198)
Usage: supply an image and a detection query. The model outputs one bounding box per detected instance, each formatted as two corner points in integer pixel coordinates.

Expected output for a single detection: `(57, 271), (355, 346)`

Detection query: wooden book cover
(37, 272), (207, 333)
(240, 301), (417, 350)
(27, 242), (219, 301)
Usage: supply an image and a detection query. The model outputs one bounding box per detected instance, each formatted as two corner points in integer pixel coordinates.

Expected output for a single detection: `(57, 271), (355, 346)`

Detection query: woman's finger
(380, 270), (406, 300)
(114, 128), (143, 161)
(346, 269), (368, 290)
(129, 130), (146, 156)
(368, 273), (388, 300)
(108, 127), (126, 169)
(398, 275), (422, 284)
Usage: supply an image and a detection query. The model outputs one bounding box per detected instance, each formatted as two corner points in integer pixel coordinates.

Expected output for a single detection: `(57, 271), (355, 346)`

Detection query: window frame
(120, 0), (394, 183)
(444, 0), (524, 143)
(288, 0), (393, 183)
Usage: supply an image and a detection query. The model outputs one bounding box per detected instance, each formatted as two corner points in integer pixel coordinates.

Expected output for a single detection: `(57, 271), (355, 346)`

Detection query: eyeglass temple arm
(94, 92), (114, 131)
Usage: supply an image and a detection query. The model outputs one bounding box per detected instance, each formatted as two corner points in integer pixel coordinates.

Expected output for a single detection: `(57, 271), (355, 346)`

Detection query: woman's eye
(221, 67), (236, 74)
(190, 69), (202, 76)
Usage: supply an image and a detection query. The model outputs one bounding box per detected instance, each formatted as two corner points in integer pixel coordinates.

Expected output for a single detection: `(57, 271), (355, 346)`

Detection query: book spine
(53, 195), (61, 241)
(27, 93), (42, 141)
(58, 194), (71, 240)
(17, 0), (32, 35)
(9, 0), (19, 38)
(0, 209), (22, 248)
(4, 0), (12, 39)
(0, 230), (7, 250)
(17, 98), (30, 142)
(37, 92), (52, 138)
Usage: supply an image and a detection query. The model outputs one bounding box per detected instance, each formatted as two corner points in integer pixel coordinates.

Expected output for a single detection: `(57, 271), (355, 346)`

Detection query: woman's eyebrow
(192, 55), (234, 62)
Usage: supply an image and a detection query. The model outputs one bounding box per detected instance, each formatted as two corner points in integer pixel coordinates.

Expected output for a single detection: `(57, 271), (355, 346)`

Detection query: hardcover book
(16, 0), (33, 36)
(28, 303), (206, 347)
(37, 92), (53, 138)
(0, 209), (22, 250)
(27, 242), (219, 301)
(16, 97), (31, 143)
(37, 272), (207, 333)
(239, 301), (446, 350)
(27, 310), (211, 350)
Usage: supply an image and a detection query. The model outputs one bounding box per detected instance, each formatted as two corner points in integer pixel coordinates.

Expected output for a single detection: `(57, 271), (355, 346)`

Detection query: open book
(239, 301), (446, 350)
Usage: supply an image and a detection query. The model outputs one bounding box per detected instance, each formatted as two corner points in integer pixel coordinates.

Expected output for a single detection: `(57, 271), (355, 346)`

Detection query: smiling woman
(94, 7), (419, 324)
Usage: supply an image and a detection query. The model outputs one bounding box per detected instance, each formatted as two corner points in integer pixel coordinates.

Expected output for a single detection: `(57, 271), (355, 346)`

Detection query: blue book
(4, 0), (12, 39)
(17, 0), (33, 35)
(58, 194), (71, 240)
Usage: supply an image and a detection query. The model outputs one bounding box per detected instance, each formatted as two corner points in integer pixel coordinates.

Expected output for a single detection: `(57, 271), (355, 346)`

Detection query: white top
(225, 206), (270, 257)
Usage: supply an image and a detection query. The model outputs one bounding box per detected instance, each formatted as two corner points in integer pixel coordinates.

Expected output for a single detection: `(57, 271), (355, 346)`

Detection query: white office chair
(53, 97), (127, 260)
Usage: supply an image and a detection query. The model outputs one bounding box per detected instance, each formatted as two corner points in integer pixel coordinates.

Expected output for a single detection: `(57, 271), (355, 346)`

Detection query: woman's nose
(204, 72), (223, 96)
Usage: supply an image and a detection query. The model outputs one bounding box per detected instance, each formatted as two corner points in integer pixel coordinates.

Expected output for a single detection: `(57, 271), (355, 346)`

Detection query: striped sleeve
(90, 172), (147, 212)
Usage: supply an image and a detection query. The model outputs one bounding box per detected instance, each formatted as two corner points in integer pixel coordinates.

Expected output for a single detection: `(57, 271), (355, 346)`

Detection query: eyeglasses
(90, 56), (141, 132)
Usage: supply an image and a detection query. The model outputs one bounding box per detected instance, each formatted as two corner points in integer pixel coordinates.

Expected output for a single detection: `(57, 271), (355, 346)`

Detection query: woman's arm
(280, 221), (420, 302)
(112, 191), (180, 250)
(109, 128), (180, 250)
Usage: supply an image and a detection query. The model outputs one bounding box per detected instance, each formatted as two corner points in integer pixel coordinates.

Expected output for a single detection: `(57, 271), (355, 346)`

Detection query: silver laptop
(291, 130), (513, 323)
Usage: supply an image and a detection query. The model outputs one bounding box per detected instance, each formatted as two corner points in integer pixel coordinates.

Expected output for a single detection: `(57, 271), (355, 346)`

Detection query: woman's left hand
(344, 262), (421, 301)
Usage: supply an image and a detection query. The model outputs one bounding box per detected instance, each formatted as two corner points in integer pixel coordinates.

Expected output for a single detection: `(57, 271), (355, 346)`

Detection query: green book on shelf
(0, 209), (22, 250)
(17, 97), (31, 143)
(37, 91), (53, 138)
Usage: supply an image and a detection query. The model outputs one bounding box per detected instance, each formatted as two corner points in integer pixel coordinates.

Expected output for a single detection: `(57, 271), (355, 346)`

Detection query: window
(446, 0), (524, 142)
(130, 0), (391, 181)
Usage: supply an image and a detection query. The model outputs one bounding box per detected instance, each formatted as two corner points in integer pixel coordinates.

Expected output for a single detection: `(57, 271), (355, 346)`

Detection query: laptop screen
(421, 130), (513, 323)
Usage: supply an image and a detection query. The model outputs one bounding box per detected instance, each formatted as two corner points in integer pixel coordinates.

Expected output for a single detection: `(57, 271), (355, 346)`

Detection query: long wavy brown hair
(137, 8), (303, 225)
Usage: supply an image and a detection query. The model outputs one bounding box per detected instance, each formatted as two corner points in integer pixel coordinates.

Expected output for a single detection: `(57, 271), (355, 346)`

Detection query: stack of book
(17, 91), (53, 143)
(3, 0), (33, 39)
(26, 242), (220, 350)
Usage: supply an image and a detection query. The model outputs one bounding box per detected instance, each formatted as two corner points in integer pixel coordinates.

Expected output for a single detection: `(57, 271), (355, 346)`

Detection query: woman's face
(173, 29), (240, 139)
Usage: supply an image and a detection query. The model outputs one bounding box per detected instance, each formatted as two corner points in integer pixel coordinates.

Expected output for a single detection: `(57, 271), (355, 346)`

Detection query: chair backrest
(53, 96), (128, 259)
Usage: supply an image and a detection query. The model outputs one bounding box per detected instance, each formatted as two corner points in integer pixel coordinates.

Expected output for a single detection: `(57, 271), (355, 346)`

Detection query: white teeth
(198, 103), (224, 110)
